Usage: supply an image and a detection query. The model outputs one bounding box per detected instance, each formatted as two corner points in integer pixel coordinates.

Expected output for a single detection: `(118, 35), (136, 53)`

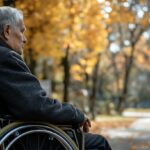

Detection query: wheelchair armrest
(0, 114), (15, 129)
(58, 124), (84, 150)
(0, 114), (14, 120)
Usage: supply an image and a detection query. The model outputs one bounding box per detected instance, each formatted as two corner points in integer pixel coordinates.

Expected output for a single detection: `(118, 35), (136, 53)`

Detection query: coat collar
(0, 38), (12, 50)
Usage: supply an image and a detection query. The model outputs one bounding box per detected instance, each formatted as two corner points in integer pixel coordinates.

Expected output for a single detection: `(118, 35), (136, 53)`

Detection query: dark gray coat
(0, 40), (85, 125)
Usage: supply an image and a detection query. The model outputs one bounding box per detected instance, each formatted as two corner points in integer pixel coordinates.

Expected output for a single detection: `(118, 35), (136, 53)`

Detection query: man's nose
(23, 35), (27, 43)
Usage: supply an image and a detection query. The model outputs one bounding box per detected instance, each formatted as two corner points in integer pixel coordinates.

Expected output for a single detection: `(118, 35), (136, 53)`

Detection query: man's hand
(80, 118), (91, 132)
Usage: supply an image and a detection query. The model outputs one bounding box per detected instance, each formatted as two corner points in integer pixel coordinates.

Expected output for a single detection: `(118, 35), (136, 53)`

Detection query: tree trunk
(24, 49), (36, 75)
(89, 53), (101, 119)
(117, 24), (144, 113)
(42, 59), (48, 79)
(62, 45), (70, 102)
(117, 44), (135, 113)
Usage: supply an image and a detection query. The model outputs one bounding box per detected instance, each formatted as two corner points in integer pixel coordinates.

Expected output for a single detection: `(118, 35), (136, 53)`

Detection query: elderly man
(0, 6), (111, 150)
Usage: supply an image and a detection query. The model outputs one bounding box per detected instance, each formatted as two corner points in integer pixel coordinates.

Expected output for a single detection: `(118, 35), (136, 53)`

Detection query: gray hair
(0, 6), (23, 33)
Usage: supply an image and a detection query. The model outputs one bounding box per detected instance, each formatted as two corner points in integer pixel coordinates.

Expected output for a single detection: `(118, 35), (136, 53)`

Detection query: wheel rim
(6, 130), (68, 150)
(0, 123), (78, 150)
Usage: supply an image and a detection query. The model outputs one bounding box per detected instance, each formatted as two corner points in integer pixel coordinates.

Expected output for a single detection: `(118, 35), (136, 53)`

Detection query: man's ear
(3, 24), (11, 40)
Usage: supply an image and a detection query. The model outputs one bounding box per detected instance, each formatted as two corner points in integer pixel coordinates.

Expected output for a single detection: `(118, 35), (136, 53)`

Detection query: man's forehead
(17, 20), (26, 30)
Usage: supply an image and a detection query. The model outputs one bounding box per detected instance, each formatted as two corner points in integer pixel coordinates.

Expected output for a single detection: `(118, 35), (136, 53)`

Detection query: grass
(91, 116), (136, 134)
(95, 114), (134, 121)
(124, 108), (150, 112)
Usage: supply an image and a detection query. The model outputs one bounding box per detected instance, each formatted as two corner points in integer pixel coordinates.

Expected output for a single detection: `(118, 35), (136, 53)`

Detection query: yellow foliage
(0, 0), (3, 6)
(140, 13), (149, 27)
(109, 6), (135, 24)
(72, 74), (83, 81)
(71, 65), (81, 73)
(14, 0), (108, 80)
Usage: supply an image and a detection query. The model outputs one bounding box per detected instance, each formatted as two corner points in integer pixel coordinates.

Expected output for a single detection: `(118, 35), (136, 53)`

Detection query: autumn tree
(105, 0), (150, 112)
(70, 0), (108, 118)
(14, 0), (108, 105)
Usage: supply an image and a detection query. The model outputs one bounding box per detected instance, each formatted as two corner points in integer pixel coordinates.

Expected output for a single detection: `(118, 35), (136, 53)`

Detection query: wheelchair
(0, 115), (84, 150)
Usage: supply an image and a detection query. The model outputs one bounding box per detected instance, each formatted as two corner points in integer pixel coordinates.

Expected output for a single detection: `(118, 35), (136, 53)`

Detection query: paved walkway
(104, 118), (150, 150)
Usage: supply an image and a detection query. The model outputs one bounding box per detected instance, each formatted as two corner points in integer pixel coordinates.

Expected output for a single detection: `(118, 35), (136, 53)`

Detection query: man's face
(7, 20), (27, 55)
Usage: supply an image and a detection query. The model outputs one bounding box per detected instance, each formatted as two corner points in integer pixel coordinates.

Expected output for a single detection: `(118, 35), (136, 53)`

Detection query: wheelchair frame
(0, 118), (84, 150)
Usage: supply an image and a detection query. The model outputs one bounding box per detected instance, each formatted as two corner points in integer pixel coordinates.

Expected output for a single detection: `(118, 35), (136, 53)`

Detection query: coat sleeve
(0, 50), (85, 125)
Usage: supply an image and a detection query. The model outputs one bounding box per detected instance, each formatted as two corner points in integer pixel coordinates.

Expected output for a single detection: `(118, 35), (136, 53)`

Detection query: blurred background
(1, 0), (150, 149)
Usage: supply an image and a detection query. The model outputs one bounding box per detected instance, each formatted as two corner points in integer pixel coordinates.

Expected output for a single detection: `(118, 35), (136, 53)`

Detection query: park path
(105, 118), (150, 150)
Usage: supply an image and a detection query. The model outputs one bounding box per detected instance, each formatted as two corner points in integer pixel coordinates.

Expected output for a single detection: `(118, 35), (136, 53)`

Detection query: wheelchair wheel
(0, 122), (78, 150)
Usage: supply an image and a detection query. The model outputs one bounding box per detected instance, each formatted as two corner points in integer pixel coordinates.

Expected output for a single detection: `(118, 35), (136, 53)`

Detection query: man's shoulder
(0, 45), (22, 61)
(0, 45), (11, 63)
(0, 45), (30, 72)
(0, 45), (10, 55)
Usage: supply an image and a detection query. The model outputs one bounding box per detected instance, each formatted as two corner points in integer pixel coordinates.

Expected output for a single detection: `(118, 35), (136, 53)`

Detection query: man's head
(0, 6), (26, 55)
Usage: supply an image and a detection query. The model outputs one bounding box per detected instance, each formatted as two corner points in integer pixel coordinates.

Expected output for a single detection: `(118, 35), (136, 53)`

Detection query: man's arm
(0, 50), (85, 125)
